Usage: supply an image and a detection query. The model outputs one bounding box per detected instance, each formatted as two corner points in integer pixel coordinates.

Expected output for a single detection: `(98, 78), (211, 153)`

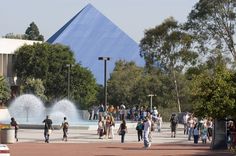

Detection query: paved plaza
(6, 122), (235, 156)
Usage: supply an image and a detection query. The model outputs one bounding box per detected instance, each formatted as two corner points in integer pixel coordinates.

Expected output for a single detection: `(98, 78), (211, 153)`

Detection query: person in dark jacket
(10, 117), (19, 142)
(42, 115), (53, 143)
(118, 119), (127, 143)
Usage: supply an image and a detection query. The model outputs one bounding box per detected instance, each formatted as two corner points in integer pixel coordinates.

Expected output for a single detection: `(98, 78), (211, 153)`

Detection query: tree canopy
(0, 76), (11, 105)
(25, 22), (44, 41)
(191, 56), (236, 119)
(139, 17), (198, 112)
(185, 0), (236, 61)
(14, 43), (97, 108)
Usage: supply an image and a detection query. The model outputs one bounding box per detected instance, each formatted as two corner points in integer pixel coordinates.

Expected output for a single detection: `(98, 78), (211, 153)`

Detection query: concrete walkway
(5, 122), (236, 156)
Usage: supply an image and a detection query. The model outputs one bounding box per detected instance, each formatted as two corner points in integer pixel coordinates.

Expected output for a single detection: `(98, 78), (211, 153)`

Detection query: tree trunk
(211, 119), (227, 150)
(173, 70), (181, 113)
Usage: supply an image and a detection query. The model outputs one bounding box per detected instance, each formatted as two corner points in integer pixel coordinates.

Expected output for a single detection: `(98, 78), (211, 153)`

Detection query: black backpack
(171, 116), (178, 125)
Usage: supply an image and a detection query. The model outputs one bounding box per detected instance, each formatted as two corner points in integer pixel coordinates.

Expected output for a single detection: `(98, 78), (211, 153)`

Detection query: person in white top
(152, 107), (158, 117)
(183, 113), (189, 135)
(188, 115), (195, 141)
(143, 116), (152, 149)
(156, 114), (163, 132)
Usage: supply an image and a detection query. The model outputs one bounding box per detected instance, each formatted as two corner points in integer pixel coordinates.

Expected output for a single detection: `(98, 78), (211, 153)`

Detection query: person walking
(193, 123), (199, 144)
(61, 117), (69, 141)
(136, 119), (143, 142)
(156, 114), (162, 133)
(93, 105), (99, 120)
(97, 117), (105, 139)
(170, 113), (178, 138)
(183, 112), (189, 135)
(201, 123), (208, 144)
(109, 115), (115, 139)
(105, 115), (112, 139)
(118, 119), (127, 143)
(143, 116), (152, 149)
(42, 115), (53, 143)
(88, 106), (94, 120)
(188, 115), (195, 140)
(10, 117), (19, 142)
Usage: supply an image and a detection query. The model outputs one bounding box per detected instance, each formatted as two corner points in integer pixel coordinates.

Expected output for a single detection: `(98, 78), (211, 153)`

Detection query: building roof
(47, 4), (145, 84)
(0, 38), (41, 54)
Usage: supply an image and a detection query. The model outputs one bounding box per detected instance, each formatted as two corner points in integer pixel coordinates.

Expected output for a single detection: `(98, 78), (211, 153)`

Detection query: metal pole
(98, 57), (110, 110)
(104, 59), (107, 108)
(148, 94), (155, 113)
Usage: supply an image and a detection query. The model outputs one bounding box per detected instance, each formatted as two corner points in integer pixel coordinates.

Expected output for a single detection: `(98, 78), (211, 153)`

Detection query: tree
(25, 22), (44, 41)
(70, 64), (98, 109)
(185, 0), (236, 61)
(140, 17), (198, 112)
(14, 43), (98, 108)
(3, 33), (26, 39)
(191, 55), (236, 119)
(21, 78), (47, 102)
(107, 60), (144, 108)
(0, 76), (11, 106)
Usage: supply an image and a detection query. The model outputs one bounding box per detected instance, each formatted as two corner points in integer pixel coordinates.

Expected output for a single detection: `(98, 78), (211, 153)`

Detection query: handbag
(48, 129), (52, 134)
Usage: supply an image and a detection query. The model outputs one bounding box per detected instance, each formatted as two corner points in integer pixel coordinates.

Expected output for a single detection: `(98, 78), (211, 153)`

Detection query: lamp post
(98, 57), (110, 109)
(148, 94), (156, 113)
(66, 64), (73, 99)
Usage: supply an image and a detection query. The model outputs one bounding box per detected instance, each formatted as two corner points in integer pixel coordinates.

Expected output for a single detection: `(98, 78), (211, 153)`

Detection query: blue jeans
(194, 135), (199, 144)
(121, 132), (125, 143)
(144, 131), (150, 147)
(188, 127), (193, 140)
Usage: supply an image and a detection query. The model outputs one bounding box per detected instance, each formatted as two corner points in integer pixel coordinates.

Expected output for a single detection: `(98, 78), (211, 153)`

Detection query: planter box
(0, 129), (15, 144)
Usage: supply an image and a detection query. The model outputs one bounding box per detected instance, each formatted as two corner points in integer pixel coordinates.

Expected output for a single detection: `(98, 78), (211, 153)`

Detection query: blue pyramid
(47, 4), (145, 84)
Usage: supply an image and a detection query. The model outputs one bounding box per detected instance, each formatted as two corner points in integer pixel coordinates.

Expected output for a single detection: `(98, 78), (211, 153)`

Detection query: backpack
(64, 122), (69, 129)
(171, 116), (178, 125)
(136, 123), (143, 130)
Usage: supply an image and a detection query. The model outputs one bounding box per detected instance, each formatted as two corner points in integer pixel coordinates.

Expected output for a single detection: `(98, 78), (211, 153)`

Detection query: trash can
(0, 129), (14, 144)
(0, 144), (10, 156)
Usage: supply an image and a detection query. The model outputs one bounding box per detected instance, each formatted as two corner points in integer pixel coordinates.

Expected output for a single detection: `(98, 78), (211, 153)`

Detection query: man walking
(43, 115), (53, 143)
(170, 113), (178, 138)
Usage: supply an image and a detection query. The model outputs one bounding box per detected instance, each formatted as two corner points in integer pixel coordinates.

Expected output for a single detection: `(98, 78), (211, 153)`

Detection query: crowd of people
(93, 104), (163, 149)
(8, 104), (236, 150)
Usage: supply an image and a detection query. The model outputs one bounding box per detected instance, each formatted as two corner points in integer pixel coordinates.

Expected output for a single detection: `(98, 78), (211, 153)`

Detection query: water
(8, 94), (45, 123)
(7, 94), (82, 125)
(50, 99), (81, 124)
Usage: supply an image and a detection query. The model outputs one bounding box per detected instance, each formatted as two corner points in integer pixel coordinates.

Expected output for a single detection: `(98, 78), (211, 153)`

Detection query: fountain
(50, 99), (81, 124)
(5, 94), (97, 129)
(8, 94), (45, 123)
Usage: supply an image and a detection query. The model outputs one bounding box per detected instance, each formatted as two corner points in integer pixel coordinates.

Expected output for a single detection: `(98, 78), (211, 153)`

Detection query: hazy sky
(0, 0), (198, 43)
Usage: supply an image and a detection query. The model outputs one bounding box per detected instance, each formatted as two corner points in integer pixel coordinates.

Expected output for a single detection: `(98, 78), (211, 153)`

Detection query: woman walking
(61, 117), (69, 141)
(136, 119), (143, 142)
(118, 119), (127, 143)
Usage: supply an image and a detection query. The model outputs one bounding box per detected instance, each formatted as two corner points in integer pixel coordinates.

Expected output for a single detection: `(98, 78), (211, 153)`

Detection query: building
(0, 38), (41, 96)
(47, 4), (145, 84)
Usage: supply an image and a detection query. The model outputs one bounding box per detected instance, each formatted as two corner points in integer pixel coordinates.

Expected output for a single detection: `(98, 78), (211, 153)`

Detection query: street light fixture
(148, 94), (156, 113)
(98, 57), (110, 109)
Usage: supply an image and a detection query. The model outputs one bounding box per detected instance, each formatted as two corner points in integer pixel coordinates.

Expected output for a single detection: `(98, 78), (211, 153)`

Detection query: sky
(0, 0), (198, 43)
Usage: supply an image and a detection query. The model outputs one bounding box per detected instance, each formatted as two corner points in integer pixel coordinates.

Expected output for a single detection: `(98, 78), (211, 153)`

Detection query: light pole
(148, 94), (156, 113)
(66, 64), (73, 99)
(98, 57), (110, 109)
